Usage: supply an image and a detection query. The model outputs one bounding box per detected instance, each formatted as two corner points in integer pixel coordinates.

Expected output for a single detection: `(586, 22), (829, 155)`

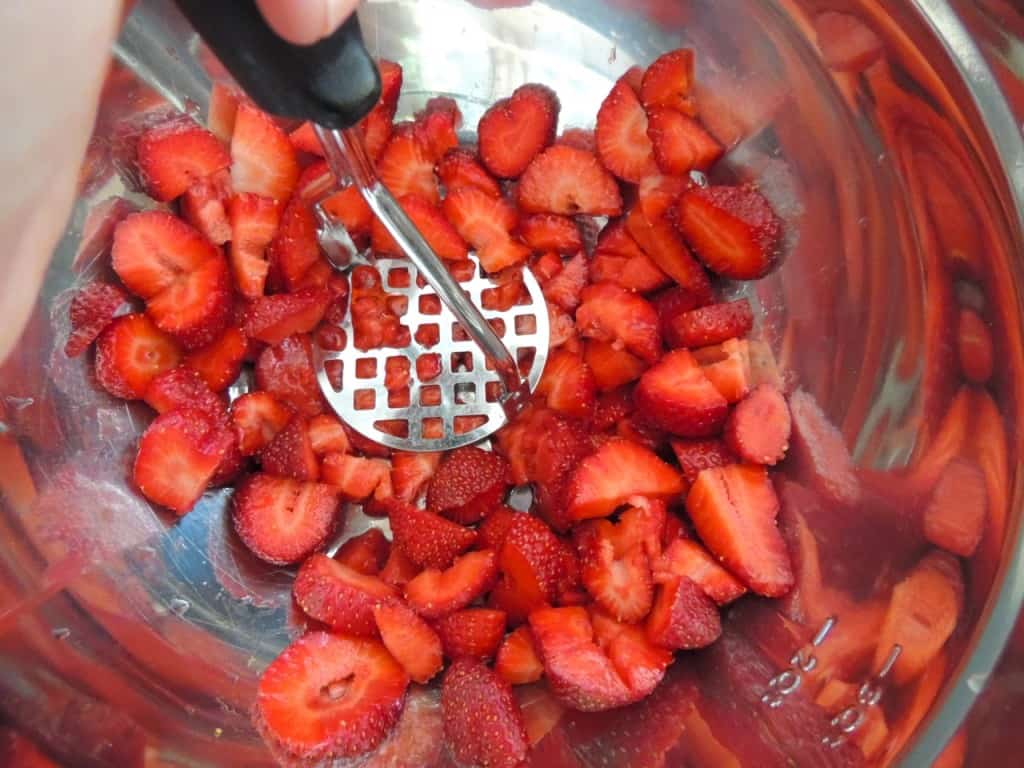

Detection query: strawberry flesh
(437, 148), (502, 197)
(230, 103), (299, 202)
(254, 334), (328, 417)
(495, 625), (545, 685)
(244, 288), (329, 345)
(724, 383), (792, 465)
(640, 49), (696, 114)
(231, 392), (292, 455)
(184, 326), (247, 391)
(261, 415), (320, 481)
(646, 576), (722, 650)
(517, 146), (623, 216)
(137, 120), (230, 202)
(646, 108), (722, 175)
(95, 313), (182, 400)
(373, 602), (444, 684)
(576, 282), (662, 363)
(405, 549), (499, 619)
(336, 528), (390, 575)
(519, 214), (583, 254)
(634, 349), (729, 437)
(478, 83), (559, 179)
(293, 553), (399, 634)
(653, 537), (747, 605)
(595, 79), (659, 182)
(670, 438), (736, 485)
(665, 299), (754, 349)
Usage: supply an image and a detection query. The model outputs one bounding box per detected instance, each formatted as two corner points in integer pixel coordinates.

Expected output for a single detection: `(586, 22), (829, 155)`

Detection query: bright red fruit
(389, 450), (441, 502)
(595, 79), (659, 182)
(634, 349), (729, 437)
(591, 219), (671, 293)
(133, 408), (231, 514)
(442, 658), (529, 768)
(478, 83), (559, 178)
(427, 446), (510, 524)
(665, 299), (754, 349)
(244, 288), (330, 345)
(575, 520), (654, 622)
(922, 458), (987, 557)
(654, 537), (747, 605)
(495, 625), (545, 685)
(414, 96), (462, 161)
(137, 120), (230, 201)
(65, 281), (130, 358)
(646, 576), (722, 650)
(542, 252), (589, 313)
(670, 438), (735, 485)
(321, 183), (374, 236)
(724, 384), (792, 465)
(584, 341), (647, 392)
(536, 349), (597, 420)
(437, 148), (502, 197)
(519, 214), (583, 254)
(255, 632), (408, 763)
(261, 416), (319, 481)
(377, 129), (439, 205)
(254, 334), (327, 417)
(676, 185), (782, 280)
(640, 49), (696, 114)
(143, 365), (225, 423)
(371, 195), (469, 261)
(227, 192), (281, 298)
(436, 608), (508, 660)
(383, 498), (476, 569)
(180, 169), (232, 246)
(576, 282), (662, 363)
(686, 464), (794, 597)
(95, 313), (182, 399)
(230, 103), (299, 201)
(517, 146), (623, 216)
(184, 326), (247, 391)
(231, 392), (292, 455)
(231, 473), (340, 565)
(336, 528), (390, 575)
(626, 205), (712, 299)
(373, 602), (444, 683)
(293, 554), (399, 635)
(646, 108), (722, 175)
(267, 200), (324, 292)
(321, 454), (392, 501)
(565, 439), (685, 521)
(405, 550), (499, 619)
(589, 609), (673, 699)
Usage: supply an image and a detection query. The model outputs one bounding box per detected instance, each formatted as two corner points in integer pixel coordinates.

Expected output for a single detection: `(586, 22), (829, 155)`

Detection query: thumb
(255, 0), (360, 45)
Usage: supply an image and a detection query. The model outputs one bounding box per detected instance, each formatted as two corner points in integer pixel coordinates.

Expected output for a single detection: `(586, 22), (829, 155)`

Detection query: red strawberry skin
(646, 108), (722, 175)
(724, 384), (792, 465)
(232, 473), (340, 565)
(293, 554), (399, 635)
(244, 288), (330, 345)
(654, 537), (747, 605)
(576, 282), (662, 364)
(184, 326), (247, 392)
(261, 415), (320, 481)
(64, 281), (129, 358)
(595, 79), (659, 183)
(95, 313), (182, 400)
(405, 550), (499, 619)
(634, 349), (729, 437)
(143, 365), (226, 423)
(437, 148), (502, 197)
(426, 447), (510, 525)
(255, 632), (408, 763)
(436, 608), (508, 661)
(640, 49), (696, 114)
(665, 299), (754, 349)
(441, 658), (529, 768)
(336, 528), (390, 575)
(536, 348), (597, 420)
(254, 334), (328, 417)
(646, 575), (722, 650)
(137, 120), (230, 201)
(383, 498), (476, 569)
(478, 83), (560, 179)
(231, 391), (292, 455)
(517, 146), (623, 217)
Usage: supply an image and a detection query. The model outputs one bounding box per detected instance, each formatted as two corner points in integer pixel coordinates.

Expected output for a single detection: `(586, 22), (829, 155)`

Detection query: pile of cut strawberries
(65, 47), (807, 767)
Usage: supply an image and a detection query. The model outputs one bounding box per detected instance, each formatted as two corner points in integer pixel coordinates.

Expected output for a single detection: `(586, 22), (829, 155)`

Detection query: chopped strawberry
(64, 281), (129, 358)
(558, 126), (597, 151)
(377, 129), (440, 204)
(379, 546), (420, 589)
(496, 625), (544, 685)
(293, 553), (399, 634)
(244, 288), (330, 345)
(541, 252), (588, 313)
(625, 205), (712, 298)
(230, 103), (299, 201)
(437, 608), (508, 660)
(231, 392), (292, 455)
(957, 306), (994, 384)
(646, 575), (722, 650)
(676, 185), (782, 280)
(646, 108), (722, 175)
(640, 49), (696, 114)
(386, 450), (438, 502)
(442, 658), (529, 768)
(635, 348), (729, 437)
(595, 79), (659, 182)
(382, 497), (476, 569)
(405, 549), (499, 619)
(261, 415), (319, 481)
(442, 185), (518, 251)
(361, 104), (397, 163)
(414, 96), (462, 161)
(478, 237), (532, 273)
(181, 169), (233, 245)
(531, 250), (564, 283)
(686, 464), (793, 597)
(232, 473), (340, 565)
(497, 513), (566, 614)
(288, 121), (322, 155)
(208, 81), (242, 144)
(565, 438), (684, 521)
(670, 438), (735, 484)
(575, 519), (654, 622)
(371, 194), (469, 260)
(592, 386), (635, 431)
(478, 83), (559, 178)
(321, 183), (374, 237)
(527, 606), (634, 711)
(654, 537), (747, 604)
(136, 120), (230, 201)
(227, 192), (281, 298)
(536, 349), (597, 420)
(725, 384), (791, 465)
(184, 326), (246, 391)
(143, 365), (226, 423)
(255, 632), (408, 762)
(637, 173), (690, 221)
(267, 200), (325, 292)
(112, 211), (231, 349)
(875, 551), (962, 685)
(477, 506), (519, 551)
(584, 340), (647, 392)
(373, 602), (444, 684)
(519, 214), (583, 254)
(94, 313), (182, 399)
(787, 388), (861, 506)
(589, 609), (673, 698)
(427, 446), (510, 525)
(321, 453), (392, 501)
(692, 337), (753, 403)
(336, 528), (390, 575)
(923, 458), (987, 557)
(437, 148), (502, 197)
(589, 248), (671, 293)
(517, 146), (623, 216)
(133, 408), (231, 514)
(576, 282), (662, 363)
(254, 334), (327, 417)
(651, 284), (714, 333)
(665, 299), (754, 349)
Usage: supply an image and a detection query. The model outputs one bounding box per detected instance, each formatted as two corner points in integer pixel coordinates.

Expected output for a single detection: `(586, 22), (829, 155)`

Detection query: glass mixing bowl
(0, 0), (1022, 765)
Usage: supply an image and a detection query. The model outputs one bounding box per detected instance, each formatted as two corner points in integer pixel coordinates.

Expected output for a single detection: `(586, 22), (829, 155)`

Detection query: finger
(255, 0), (360, 45)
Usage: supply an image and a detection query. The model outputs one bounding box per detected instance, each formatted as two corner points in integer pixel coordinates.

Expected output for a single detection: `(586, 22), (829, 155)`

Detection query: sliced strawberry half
(230, 103), (299, 201)
(626, 205), (712, 298)
(634, 348), (729, 437)
(527, 606), (634, 711)
(576, 282), (662, 363)
(686, 464), (793, 597)
(305, 415), (349, 456)
(133, 407), (231, 514)
(372, 194), (468, 261)
(589, 609), (673, 699)
(379, 546), (420, 590)
(519, 214), (583, 254)
(496, 625), (544, 685)
(321, 454), (392, 501)
(654, 537), (747, 605)
(640, 49), (696, 114)
(584, 341), (647, 392)
(227, 192), (281, 298)
(143, 365), (226, 423)
(498, 513), (567, 613)
(231, 473), (340, 565)
(336, 528), (390, 575)
(293, 554), (399, 635)
(692, 337), (754, 404)
(321, 183), (374, 237)
(670, 438), (736, 485)
(646, 575), (722, 650)
(676, 185), (782, 280)
(725, 384), (792, 465)
(442, 658), (529, 768)
(261, 415), (319, 481)
(181, 169), (232, 245)
(442, 185), (518, 251)
(536, 349), (597, 420)
(145, 254), (232, 350)
(541, 252), (589, 313)
(184, 326), (246, 392)
(575, 520), (654, 622)
(288, 121), (322, 155)
(646, 108), (722, 175)
(389, 450), (441, 502)
(565, 438), (685, 521)
(254, 334), (327, 417)
(64, 281), (129, 358)
(373, 602), (444, 684)
(426, 446), (510, 525)
(436, 608), (508, 661)
(95, 313), (182, 399)
(517, 146), (623, 217)
(478, 83), (559, 178)
(437, 148), (502, 197)
(595, 79), (659, 182)
(382, 497), (476, 569)
(137, 120), (230, 201)
(267, 200), (325, 292)
(405, 549), (499, 619)
(244, 288), (330, 346)
(414, 96), (462, 161)
(255, 632), (408, 763)
(377, 129), (439, 204)
(665, 299), (754, 349)
(231, 392), (292, 455)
